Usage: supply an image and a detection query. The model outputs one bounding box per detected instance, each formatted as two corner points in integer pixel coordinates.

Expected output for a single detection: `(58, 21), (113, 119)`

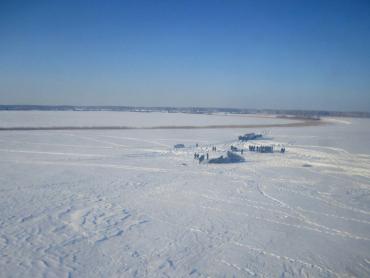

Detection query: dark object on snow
(208, 151), (245, 164)
(280, 147), (286, 153)
(238, 133), (262, 142)
(174, 144), (185, 149)
(230, 145), (239, 152)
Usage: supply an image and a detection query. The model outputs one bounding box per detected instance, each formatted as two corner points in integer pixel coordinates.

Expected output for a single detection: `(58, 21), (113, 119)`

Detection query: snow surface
(0, 111), (297, 128)
(0, 112), (369, 277)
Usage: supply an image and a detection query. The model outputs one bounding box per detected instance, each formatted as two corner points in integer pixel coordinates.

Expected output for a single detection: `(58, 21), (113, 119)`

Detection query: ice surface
(0, 112), (369, 277)
(0, 111), (298, 128)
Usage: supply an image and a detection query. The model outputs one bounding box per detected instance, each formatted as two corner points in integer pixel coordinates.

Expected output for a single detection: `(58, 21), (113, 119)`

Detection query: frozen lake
(0, 111), (299, 128)
(0, 112), (369, 277)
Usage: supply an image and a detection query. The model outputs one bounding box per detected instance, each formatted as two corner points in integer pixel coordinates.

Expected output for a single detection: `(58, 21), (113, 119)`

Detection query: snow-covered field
(0, 112), (369, 277)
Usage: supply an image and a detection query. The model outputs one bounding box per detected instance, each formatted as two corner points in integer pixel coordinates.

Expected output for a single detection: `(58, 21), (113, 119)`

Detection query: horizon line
(0, 104), (369, 115)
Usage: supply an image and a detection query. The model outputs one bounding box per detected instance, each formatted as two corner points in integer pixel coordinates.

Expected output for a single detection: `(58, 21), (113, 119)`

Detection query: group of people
(193, 141), (285, 165)
(193, 145), (218, 164)
(230, 145), (244, 154)
(193, 144), (285, 164)
(248, 145), (286, 153)
(248, 145), (274, 153)
(194, 152), (209, 164)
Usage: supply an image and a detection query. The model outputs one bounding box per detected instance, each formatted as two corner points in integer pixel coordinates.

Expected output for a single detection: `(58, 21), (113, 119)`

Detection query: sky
(0, 0), (370, 111)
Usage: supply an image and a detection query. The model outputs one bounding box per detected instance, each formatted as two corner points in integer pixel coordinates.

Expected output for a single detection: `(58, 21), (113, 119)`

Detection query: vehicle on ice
(238, 132), (262, 141)
(174, 144), (185, 148)
(208, 151), (245, 164)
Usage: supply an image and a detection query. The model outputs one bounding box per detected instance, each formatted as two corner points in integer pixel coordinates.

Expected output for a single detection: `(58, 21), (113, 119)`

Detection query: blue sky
(1, 0), (370, 111)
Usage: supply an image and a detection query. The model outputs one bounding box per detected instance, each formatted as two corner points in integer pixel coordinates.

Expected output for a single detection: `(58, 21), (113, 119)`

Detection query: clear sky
(1, 0), (370, 111)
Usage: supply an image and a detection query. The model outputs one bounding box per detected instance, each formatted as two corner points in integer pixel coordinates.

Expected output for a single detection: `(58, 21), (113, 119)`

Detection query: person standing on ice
(199, 155), (204, 164)
(206, 153), (209, 160)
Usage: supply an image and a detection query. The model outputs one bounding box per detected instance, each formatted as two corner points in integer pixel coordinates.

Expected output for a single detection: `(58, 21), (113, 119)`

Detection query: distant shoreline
(0, 105), (368, 118)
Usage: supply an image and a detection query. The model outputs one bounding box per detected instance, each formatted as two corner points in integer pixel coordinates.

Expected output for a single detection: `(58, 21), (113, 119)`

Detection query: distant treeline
(0, 105), (369, 118)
